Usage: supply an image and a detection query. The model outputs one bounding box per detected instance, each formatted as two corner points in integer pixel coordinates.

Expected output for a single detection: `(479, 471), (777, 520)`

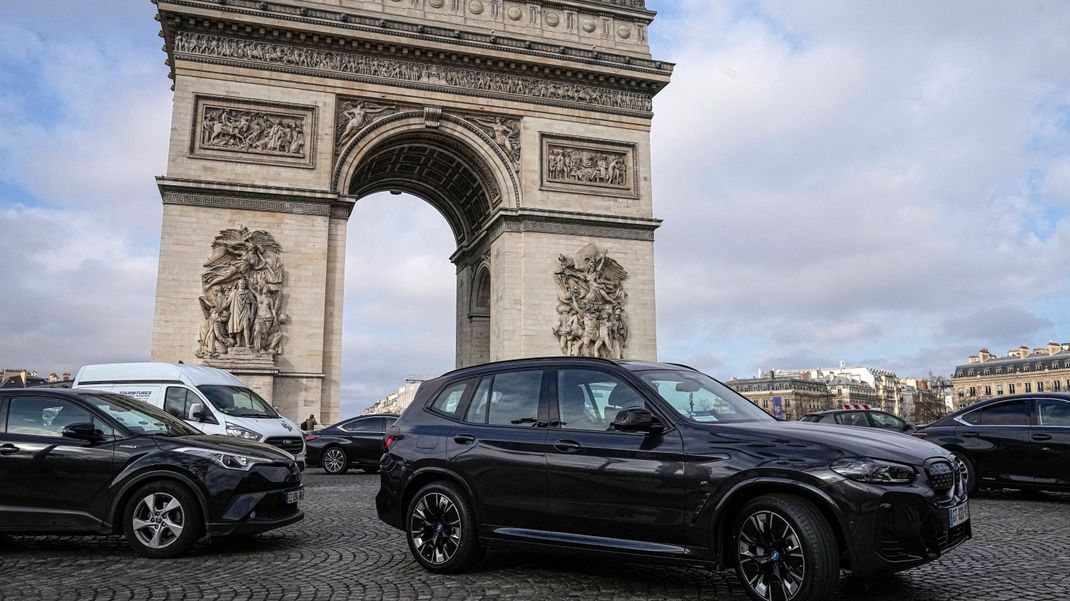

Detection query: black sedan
(801, 408), (916, 433)
(306, 414), (398, 474)
(915, 393), (1070, 494)
(0, 388), (303, 557)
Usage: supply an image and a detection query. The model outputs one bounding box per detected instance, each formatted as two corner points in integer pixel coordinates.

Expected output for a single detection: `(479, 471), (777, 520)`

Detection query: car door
(544, 367), (686, 549)
(0, 394), (116, 531)
(869, 411), (913, 433)
(445, 369), (551, 533)
(340, 417), (391, 464)
(957, 399), (1032, 487)
(1031, 398), (1070, 489)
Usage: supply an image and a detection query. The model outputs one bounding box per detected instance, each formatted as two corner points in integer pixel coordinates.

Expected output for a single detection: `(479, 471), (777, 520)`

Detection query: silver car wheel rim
(132, 493), (185, 550)
(738, 510), (806, 601)
(323, 449), (346, 473)
(409, 492), (462, 565)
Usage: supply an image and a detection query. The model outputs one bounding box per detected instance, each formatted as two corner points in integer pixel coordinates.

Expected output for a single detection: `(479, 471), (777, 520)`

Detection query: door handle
(962, 432), (980, 438)
(453, 434), (476, 445)
(553, 440), (581, 453)
(1031, 433), (1053, 441)
(0, 444), (19, 455)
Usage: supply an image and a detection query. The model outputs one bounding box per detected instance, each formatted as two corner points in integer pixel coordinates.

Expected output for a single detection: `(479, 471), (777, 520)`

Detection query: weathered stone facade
(150, 0), (672, 424)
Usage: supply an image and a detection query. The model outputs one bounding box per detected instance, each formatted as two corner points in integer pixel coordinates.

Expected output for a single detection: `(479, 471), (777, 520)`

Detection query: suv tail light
(910, 432), (927, 439)
(305, 435), (318, 441)
(384, 426), (402, 450)
(384, 434), (398, 449)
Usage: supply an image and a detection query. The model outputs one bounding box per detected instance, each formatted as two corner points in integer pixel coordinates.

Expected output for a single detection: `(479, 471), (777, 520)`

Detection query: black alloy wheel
(321, 447), (349, 475)
(950, 450), (978, 495)
(123, 480), (203, 559)
(405, 481), (481, 573)
(733, 494), (839, 601)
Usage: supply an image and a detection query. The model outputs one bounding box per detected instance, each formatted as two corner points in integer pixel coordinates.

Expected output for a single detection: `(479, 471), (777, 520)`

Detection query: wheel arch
(709, 478), (854, 571)
(401, 467), (480, 527)
(108, 469), (210, 535)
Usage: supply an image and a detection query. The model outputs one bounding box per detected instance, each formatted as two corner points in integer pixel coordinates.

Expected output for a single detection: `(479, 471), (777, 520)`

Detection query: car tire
(123, 480), (203, 559)
(361, 466), (380, 474)
(950, 450), (978, 495)
(405, 481), (481, 574)
(733, 494), (840, 601)
(321, 447), (349, 475)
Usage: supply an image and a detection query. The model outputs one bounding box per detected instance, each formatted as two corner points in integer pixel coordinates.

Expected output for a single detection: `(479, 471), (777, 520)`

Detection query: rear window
(980, 400), (1028, 426)
(429, 379), (474, 419)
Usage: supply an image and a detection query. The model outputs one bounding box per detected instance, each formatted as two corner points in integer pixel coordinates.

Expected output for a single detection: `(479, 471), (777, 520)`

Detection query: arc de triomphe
(149, 0), (672, 423)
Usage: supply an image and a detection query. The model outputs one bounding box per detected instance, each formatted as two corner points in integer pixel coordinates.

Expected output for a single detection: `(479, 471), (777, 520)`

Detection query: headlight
(225, 422), (261, 441)
(830, 457), (916, 484)
(175, 447), (272, 470)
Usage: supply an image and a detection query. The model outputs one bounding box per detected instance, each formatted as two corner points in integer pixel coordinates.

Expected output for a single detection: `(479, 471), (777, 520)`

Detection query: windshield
(637, 370), (774, 424)
(198, 385), (279, 418)
(82, 393), (201, 437)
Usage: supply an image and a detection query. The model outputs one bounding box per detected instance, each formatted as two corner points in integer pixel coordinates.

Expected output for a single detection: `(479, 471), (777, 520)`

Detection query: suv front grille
(926, 461), (955, 492)
(265, 436), (305, 455)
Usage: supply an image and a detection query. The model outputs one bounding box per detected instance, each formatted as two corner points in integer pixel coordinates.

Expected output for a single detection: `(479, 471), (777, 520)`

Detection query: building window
(983, 369), (991, 376)
(1025, 383), (1032, 393)
(984, 386), (992, 396)
(997, 385), (1004, 395)
(1024, 365), (1031, 371)
(1037, 382), (1045, 392)
(957, 388), (965, 398)
(995, 368), (1002, 374)
(969, 387), (976, 397)
(1009, 384), (1016, 394)
(1055, 380), (1062, 392)
(1053, 361), (1059, 369)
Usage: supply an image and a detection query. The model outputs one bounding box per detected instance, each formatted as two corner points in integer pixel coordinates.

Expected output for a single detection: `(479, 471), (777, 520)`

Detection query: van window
(164, 387), (199, 420)
(198, 385), (279, 419)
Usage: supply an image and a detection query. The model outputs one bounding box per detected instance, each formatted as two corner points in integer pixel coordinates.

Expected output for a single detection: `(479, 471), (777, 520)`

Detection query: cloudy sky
(2, 1), (1069, 417)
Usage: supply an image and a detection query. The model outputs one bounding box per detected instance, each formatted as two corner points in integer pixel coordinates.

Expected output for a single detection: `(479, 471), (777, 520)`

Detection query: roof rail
(438, 356), (622, 378)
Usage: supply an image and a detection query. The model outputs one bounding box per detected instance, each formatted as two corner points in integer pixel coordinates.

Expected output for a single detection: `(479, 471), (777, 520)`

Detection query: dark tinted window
(961, 409), (981, 425)
(487, 370), (544, 427)
(430, 380), (473, 419)
(980, 400), (1028, 426)
(342, 418), (381, 432)
(6, 397), (98, 438)
(557, 369), (647, 431)
(163, 387), (198, 420)
(1037, 400), (1070, 427)
(465, 377), (493, 424)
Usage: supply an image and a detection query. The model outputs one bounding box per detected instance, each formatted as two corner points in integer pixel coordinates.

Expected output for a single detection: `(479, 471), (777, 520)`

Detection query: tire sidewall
(732, 495), (839, 601)
(123, 480), (203, 559)
(322, 447), (349, 474)
(405, 481), (480, 574)
(950, 450), (978, 495)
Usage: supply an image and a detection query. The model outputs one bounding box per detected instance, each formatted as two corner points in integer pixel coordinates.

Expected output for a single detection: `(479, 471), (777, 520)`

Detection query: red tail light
(384, 434), (398, 450)
(305, 435), (318, 441)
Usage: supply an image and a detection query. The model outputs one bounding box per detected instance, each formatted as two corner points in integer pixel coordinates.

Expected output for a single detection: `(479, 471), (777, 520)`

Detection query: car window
(980, 400), (1028, 426)
(487, 370), (544, 427)
(960, 409), (981, 425)
(430, 380), (473, 419)
(638, 370), (772, 424)
(1037, 400), (1070, 426)
(557, 369), (648, 431)
(800, 415), (820, 422)
(5, 397), (109, 438)
(835, 412), (870, 427)
(870, 412), (906, 430)
(163, 387), (199, 420)
(342, 418), (381, 432)
(465, 377), (493, 423)
(82, 393), (199, 437)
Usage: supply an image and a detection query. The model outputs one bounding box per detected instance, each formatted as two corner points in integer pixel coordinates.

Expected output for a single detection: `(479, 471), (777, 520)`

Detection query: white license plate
(284, 489), (304, 505)
(948, 501), (969, 528)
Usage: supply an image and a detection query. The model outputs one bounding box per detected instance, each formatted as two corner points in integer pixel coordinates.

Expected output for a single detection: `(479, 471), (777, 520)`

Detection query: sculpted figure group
(196, 227), (288, 359)
(547, 147), (628, 187)
(553, 243), (629, 360)
(201, 107), (306, 156)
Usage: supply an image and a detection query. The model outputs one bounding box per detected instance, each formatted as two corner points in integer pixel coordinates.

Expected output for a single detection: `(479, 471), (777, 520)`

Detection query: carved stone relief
(196, 227), (288, 360)
(335, 99), (397, 152)
(553, 243), (629, 360)
(466, 114), (521, 170)
(192, 96), (316, 168)
(542, 134), (637, 196)
(173, 32), (653, 114)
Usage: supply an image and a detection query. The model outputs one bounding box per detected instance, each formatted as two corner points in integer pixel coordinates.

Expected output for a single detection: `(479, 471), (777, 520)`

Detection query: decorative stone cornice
(485, 209), (661, 245)
(155, 0), (674, 81)
(157, 177), (348, 217)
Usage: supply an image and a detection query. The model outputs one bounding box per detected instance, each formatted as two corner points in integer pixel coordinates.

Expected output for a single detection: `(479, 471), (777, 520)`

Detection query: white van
(74, 362), (306, 468)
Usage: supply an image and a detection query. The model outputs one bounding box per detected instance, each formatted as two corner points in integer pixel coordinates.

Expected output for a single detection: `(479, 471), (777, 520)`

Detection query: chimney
(1018, 346), (1030, 359)
(62, 372), (71, 381)
(1034, 347), (1046, 356)
(968, 355), (979, 364)
(757, 368), (763, 378)
(978, 348), (993, 362)
(1049, 341), (1061, 356)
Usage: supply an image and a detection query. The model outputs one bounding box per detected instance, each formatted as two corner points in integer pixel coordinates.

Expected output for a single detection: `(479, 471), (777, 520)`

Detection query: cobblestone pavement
(1, 473), (1068, 601)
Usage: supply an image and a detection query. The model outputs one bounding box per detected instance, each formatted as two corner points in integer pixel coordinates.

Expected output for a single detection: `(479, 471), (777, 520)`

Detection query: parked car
(914, 393), (1070, 494)
(306, 414), (399, 474)
(0, 388), (304, 558)
(376, 358), (970, 601)
(74, 362), (307, 469)
(801, 408), (916, 433)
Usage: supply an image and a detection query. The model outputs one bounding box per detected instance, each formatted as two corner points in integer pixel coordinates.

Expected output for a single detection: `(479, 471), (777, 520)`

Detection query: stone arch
(470, 261), (492, 317)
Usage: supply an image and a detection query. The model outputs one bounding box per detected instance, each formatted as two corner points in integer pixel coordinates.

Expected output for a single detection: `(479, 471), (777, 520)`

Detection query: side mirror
(62, 423), (105, 442)
(189, 403), (216, 424)
(611, 407), (664, 433)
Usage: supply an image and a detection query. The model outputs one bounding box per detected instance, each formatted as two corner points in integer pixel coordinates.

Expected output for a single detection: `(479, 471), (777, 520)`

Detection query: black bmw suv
(377, 358), (970, 601)
(0, 388), (304, 557)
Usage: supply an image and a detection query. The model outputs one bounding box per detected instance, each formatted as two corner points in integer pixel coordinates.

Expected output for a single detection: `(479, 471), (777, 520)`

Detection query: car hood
(223, 415), (302, 437)
(699, 420), (953, 465)
(155, 434), (294, 462)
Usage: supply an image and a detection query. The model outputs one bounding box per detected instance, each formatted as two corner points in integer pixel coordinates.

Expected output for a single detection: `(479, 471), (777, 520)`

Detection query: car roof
(805, 408), (889, 416)
(437, 357), (698, 380)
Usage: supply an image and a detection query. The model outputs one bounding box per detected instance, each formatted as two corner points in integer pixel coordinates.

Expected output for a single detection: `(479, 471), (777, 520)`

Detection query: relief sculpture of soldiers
(547, 145), (628, 187)
(200, 107), (307, 157)
(553, 243), (630, 359)
(196, 226), (287, 359)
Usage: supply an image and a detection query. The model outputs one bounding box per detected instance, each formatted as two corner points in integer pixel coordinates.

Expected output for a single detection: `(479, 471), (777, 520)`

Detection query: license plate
(284, 489), (304, 505)
(948, 501), (969, 528)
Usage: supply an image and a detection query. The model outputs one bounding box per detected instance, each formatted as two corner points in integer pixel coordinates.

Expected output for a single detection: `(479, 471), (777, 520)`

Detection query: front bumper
(208, 485), (305, 537)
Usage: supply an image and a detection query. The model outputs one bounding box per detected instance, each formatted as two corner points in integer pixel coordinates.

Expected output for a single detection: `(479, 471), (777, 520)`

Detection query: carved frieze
(196, 227), (288, 360)
(192, 96), (316, 168)
(541, 135), (637, 197)
(173, 32), (653, 115)
(553, 243), (629, 360)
